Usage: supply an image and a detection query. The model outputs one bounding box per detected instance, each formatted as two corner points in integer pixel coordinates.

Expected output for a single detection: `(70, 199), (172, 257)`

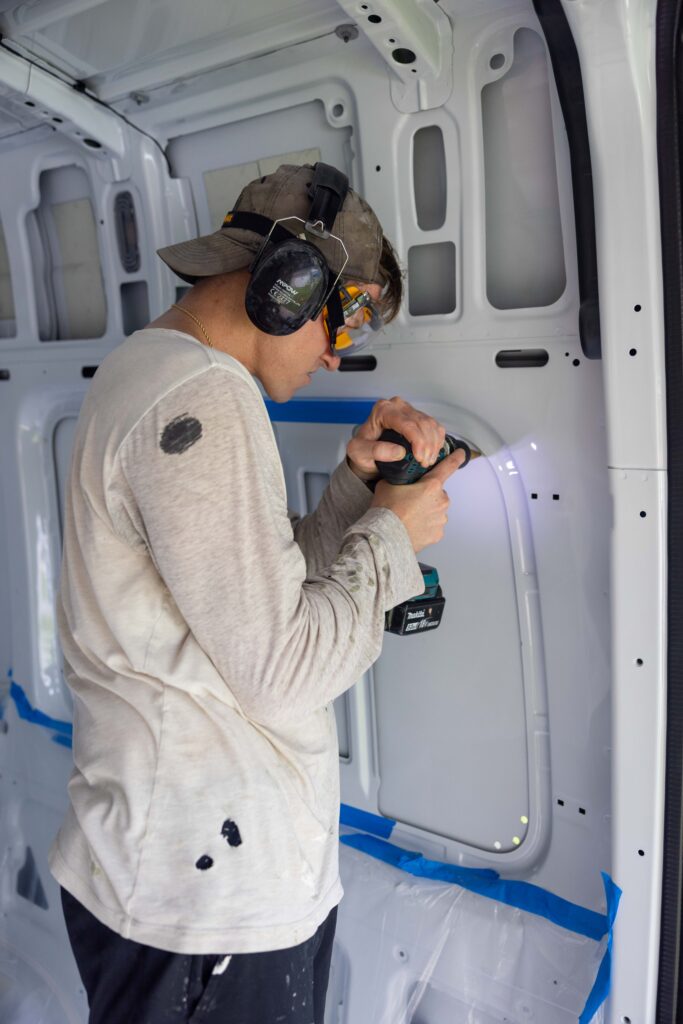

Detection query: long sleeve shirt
(49, 328), (424, 954)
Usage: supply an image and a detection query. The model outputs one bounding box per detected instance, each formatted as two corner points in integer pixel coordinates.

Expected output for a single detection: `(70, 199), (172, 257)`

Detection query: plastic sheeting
(0, 940), (82, 1024)
(332, 828), (618, 1024)
(1, 681), (617, 1024)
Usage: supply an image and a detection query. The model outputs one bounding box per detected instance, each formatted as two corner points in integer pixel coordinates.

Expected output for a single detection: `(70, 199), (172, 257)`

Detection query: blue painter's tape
(265, 398), (377, 424)
(340, 831), (610, 943)
(578, 872), (622, 1023)
(340, 803), (396, 839)
(8, 672), (73, 745)
(51, 733), (73, 749)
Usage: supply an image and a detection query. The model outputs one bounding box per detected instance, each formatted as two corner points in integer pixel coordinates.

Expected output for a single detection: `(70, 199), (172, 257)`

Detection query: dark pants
(61, 888), (338, 1024)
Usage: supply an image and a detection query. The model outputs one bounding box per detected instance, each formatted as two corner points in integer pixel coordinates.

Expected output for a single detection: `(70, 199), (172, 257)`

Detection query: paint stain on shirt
(221, 819), (243, 847)
(160, 414), (202, 454)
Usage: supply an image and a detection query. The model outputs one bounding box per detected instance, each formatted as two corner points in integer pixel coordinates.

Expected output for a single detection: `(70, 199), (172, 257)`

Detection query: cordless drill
(376, 429), (474, 636)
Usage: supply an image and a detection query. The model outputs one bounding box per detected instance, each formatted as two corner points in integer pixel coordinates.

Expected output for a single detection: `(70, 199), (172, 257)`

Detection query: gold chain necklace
(171, 304), (213, 348)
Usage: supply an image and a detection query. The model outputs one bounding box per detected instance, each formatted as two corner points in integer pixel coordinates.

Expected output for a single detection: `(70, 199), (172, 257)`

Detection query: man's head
(156, 162), (402, 400)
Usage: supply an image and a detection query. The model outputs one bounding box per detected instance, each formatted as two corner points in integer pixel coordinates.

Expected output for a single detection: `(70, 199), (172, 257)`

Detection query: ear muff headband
(229, 164), (350, 336)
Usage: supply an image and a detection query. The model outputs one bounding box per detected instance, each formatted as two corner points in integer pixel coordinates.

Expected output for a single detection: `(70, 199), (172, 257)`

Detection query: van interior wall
(0, 1), (619, 1021)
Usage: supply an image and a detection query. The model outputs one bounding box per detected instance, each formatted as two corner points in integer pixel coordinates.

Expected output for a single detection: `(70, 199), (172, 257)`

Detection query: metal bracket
(0, 44), (127, 159)
(334, 0), (453, 112)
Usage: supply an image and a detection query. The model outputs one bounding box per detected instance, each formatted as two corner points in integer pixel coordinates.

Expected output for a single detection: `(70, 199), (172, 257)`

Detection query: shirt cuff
(345, 506), (425, 610)
(328, 458), (376, 520)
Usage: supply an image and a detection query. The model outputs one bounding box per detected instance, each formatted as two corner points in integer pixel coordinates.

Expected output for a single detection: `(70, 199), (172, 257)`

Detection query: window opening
(28, 165), (107, 340)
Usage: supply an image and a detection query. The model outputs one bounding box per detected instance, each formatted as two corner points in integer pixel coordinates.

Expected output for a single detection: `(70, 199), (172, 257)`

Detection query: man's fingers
(424, 447), (467, 483)
(373, 441), (406, 463)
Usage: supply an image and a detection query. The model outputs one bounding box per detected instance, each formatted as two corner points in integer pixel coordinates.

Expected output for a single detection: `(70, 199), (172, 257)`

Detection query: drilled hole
(552, 494), (560, 501)
(629, 348), (637, 356)
(332, 103), (345, 117)
(579, 807), (586, 815)
(375, 165), (381, 171)
(557, 798), (565, 806)
(634, 304), (641, 312)
(368, 13), (382, 22)
(636, 658), (644, 666)
(531, 493), (538, 500)
(572, 358), (580, 366)
(490, 53), (505, 70)
(24, 100), (36, 107)
(640, 510), (647, 518)
(393, 47), (417, 64)
(638, 850), (645, 857)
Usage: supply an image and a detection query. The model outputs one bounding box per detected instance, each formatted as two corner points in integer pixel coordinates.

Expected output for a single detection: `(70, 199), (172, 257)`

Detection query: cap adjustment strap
(306, 163), (349, 239)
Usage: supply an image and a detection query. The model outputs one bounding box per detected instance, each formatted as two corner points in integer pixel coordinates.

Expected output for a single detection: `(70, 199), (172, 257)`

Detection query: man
(49, 162), (464, 1023)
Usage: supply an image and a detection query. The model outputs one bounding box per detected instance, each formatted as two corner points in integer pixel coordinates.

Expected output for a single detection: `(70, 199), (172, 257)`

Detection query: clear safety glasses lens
(325, 286), (383, 354)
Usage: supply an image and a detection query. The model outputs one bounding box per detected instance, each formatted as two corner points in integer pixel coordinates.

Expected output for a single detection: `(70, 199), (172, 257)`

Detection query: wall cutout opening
(28, 165), (107, 340)
(114, 191), (141, 273)
(413, 126), (447, 230)
(482, 29), (566, 308)
(0, 220), (16, 338)
(408, 242), (456, 316)
(121, 282), (149, 336)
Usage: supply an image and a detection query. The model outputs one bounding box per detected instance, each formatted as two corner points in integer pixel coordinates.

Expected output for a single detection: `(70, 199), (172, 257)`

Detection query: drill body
(376, 429), (472, 636)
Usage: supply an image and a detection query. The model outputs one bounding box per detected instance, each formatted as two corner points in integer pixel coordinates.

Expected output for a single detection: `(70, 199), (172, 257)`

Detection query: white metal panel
(167, 102), (349, 239)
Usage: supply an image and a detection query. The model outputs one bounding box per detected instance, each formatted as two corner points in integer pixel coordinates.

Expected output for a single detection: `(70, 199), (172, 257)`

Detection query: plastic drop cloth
(0, 939), (83, 1024)
(331, 836), (613, 1024)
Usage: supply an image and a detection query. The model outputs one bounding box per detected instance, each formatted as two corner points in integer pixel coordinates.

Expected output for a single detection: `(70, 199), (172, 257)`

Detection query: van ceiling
(0, 0), (355, 102)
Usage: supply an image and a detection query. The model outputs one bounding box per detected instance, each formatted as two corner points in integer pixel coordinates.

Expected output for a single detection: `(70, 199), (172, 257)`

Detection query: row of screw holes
(556, 798), (586, 814)
(631, 304), (641, 357)
(23, 100), (102, 148)
(557, 800), (645, 857)
(543, 299), (644, 1024)
(531, 497), (647, 519)
(566, 305), (642, 365)
(359, 4), (418, 71)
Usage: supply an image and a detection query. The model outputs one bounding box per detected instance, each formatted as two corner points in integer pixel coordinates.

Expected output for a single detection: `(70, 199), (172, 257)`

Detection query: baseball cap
(156, 163), (386, 287)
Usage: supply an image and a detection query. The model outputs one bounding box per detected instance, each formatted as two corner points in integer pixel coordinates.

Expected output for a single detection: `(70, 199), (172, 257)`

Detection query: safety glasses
(323, 286), (383, 354)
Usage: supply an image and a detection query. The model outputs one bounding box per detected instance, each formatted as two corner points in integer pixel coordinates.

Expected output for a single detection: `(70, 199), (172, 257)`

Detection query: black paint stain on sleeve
(160, 414), (202, 455)
(195, 855), (213, 870)
(221, 819), (242, 847)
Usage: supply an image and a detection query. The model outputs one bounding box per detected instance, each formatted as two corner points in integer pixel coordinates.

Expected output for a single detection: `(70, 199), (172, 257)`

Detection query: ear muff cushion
(245, 239), (330, 336)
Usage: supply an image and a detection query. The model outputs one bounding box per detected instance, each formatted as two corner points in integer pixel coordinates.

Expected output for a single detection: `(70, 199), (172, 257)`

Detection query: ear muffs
(227, 163), (349, 337)
(244, 237), (330, 336)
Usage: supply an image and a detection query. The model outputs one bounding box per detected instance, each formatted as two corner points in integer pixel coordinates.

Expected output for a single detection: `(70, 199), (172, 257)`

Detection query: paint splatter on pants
(61, 888), (338, 1024)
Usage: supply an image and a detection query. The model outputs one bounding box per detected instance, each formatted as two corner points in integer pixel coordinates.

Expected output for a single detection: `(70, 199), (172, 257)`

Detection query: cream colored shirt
(49, 329), (424, 954)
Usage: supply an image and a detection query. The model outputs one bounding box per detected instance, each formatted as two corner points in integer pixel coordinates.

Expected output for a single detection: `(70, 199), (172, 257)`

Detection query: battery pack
(385, 563), (446, 636)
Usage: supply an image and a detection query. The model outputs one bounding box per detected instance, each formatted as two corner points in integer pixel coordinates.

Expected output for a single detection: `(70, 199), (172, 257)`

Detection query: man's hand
(371, 449), (465, 552)
(346, 396), (447, 481)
